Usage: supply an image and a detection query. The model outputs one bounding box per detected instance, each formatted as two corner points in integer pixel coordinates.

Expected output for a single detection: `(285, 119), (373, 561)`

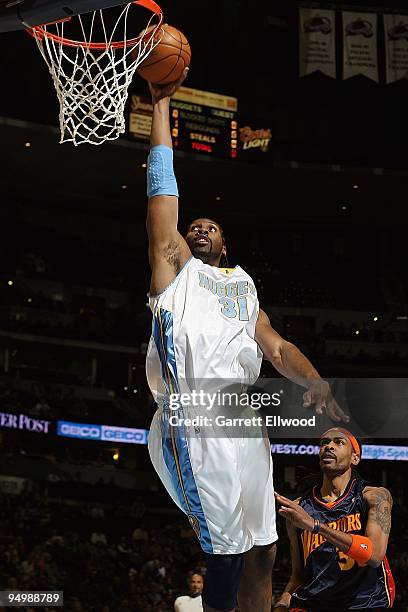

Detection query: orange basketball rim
(27, 0), (163, 49)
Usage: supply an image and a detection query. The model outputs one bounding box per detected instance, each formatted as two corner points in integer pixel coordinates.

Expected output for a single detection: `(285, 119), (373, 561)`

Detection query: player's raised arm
(146, 71), (191, 296)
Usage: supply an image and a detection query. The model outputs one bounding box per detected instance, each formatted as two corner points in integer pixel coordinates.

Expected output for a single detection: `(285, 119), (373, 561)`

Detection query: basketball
(136, 24), (191, 85)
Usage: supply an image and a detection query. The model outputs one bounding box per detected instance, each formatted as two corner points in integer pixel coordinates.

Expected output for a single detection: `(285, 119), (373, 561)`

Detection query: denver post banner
(299, 8), (336, 78)
(384, 14), (408, 83)
(343, 12), (379, 82)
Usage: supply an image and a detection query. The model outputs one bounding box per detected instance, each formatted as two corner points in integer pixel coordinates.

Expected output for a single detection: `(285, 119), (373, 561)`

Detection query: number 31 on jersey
(219, 297), (249, 321)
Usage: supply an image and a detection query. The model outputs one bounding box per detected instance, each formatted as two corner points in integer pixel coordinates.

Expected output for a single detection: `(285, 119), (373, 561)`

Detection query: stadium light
(7, 280), (13, 286)
(373, 316), (378, 322)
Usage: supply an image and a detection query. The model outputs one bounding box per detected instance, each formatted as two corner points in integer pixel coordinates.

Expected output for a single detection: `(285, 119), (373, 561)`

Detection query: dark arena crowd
(1, 0), (408, 610)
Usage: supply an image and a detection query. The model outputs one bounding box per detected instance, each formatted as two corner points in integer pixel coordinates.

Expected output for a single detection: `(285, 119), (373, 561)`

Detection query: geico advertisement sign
(57, 421), (148, 444)
(0, 412), (51, 434)
(57, 421), (101, 440)
(101, 426), (147, 445)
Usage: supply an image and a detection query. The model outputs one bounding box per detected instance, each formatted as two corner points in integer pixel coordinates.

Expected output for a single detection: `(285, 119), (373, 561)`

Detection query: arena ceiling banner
(343, 12), (379, 82)
(383, 14), (408, 84)
(299, 8), (336, 79)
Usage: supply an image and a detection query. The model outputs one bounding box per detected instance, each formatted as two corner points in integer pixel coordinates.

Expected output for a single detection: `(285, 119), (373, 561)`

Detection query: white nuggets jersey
(146, 256), (262, 402)
(146, 256), (277, 555)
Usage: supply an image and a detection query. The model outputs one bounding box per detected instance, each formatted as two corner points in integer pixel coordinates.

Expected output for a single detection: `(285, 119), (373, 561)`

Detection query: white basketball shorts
(148, 407), (278, 554)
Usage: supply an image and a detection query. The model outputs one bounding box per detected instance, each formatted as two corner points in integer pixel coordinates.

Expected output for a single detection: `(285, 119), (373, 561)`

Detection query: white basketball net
(31, 3), (162, 145)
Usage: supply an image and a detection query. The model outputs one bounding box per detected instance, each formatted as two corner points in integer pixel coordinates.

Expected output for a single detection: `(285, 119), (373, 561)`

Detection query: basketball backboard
(0, 0), (132, 32)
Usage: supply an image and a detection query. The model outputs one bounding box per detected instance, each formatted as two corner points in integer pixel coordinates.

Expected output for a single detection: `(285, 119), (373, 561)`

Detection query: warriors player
(145, 70), (348, 612)
(274, 428), (395, 610)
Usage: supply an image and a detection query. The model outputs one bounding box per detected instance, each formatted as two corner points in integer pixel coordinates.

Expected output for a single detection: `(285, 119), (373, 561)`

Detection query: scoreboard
(129, 87), (238, 159)
(170, 87), (238, 158)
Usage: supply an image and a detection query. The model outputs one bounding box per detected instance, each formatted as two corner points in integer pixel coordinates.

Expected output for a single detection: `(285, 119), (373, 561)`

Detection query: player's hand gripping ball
(147, 67), (189, 105)
(136, 23), (191, 84)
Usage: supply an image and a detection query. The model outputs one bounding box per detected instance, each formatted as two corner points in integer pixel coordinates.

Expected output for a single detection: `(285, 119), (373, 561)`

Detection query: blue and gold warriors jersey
(291, 478), (395, 610)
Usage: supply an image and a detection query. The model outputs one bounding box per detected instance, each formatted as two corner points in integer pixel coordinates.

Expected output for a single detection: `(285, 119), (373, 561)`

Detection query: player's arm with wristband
(275, 488), (393, 568)
(312, 487), (392, 568)
(273, 512), (302, 611)
(146, 69), (191, 296)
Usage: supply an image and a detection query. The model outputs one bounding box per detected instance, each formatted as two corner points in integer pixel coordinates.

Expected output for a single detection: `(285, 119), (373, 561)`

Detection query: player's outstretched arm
(255, 309), (349, 422)
(255, 309), (318, 384)
(146, 70), (191, 296)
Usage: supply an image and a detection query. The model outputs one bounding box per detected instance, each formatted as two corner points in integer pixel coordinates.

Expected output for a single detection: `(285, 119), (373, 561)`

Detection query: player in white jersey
(145, 69), (348, 612)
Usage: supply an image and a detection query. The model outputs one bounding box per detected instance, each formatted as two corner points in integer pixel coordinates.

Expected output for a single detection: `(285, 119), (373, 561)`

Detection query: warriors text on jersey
(146, 256), (277, 554)
(291, 478), (395, 609)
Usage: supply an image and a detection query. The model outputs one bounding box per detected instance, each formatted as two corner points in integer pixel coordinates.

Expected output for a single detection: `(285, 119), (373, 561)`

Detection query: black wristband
(312, 519), (321, 533)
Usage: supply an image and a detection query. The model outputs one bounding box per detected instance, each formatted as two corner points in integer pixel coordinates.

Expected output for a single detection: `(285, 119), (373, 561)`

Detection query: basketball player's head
(318, 428), (361, 477)
(185, 218), (227, 267)
(187, 572), (204, 596)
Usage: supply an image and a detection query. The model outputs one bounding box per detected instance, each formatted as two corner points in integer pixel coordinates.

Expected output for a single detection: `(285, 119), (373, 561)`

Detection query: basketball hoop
(27, 0), (163, 145)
